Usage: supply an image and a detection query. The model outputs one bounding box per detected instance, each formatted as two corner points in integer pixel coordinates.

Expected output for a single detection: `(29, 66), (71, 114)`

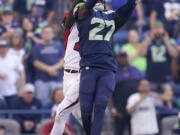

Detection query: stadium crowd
(0, 0), (179, 135)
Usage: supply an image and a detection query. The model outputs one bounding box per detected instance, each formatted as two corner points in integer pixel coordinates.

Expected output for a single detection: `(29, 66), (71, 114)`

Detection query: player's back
(77, 10), (117, 71)
(64, 23), (81, 70)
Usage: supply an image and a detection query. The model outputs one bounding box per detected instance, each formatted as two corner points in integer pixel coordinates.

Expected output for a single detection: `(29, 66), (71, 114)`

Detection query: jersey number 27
(89, 17), (115, 41)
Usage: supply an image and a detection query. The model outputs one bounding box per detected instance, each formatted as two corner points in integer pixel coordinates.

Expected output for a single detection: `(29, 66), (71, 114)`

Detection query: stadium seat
(0, 119), (20, 135)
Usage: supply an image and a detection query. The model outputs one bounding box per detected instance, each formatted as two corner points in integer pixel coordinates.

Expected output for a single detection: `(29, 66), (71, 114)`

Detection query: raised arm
(74, 0), (99, 19)
(115, 0), (140, 29)
(64, 0), (84, 30)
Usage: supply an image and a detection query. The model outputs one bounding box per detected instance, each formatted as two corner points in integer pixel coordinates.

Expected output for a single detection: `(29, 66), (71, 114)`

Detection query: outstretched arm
(115, 0), (140, 29)
(74, 0), (99, 19)
(63, 0), (82, 30)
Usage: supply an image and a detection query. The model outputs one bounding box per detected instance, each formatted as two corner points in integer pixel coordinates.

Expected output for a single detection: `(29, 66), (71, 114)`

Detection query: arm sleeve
(115, 0), (137, 29)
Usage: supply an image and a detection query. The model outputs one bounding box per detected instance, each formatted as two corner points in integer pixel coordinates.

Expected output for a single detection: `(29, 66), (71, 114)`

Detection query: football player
(74, 0), (141, 135)
(50, 1), (83, 135)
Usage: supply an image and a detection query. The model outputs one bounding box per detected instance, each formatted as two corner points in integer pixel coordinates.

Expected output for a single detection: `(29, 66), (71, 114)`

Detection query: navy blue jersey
(153, 0), (180, 22)
(146, 38), (173, 83)
(152, 0), (180, 35)
(77, 10), (118, 71)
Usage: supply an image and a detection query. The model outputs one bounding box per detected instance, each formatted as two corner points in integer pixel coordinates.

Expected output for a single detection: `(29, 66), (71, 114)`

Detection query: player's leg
(68, 74), (82, 125)
(72, 103), (82, 125)
(91, 71), (115, 135)
(79, 68), (97, 135)
(50, 73), (79, 135)
(50, 97), (79, 135)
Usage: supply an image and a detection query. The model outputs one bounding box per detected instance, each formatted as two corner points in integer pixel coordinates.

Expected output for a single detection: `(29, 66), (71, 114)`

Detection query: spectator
(13, 83), (42, 134)
(32, 26), (64, 105)
(0, 9), (14, 39)
(106, 0), (145, 29)
(115, 51), (142, 82)
(21, 16), (37, 83)
(156, 84), (179, 116)
(150, 0), (180, 37)
(0, 125), (5, 135)
(172, 55), (180, 96)
(158, 84), (179, 135)
(14, 0), (56, 23)
(41, 88), (76, 135)
(0, 0), (13, 12)
(22, 16), (36, 53)
(0, 39), (25, 108)
(8, 32), (25, 62)
(126, 80), (159, 135)
(49, 21), (63, 42)
(45, 87), (64, 110)
(30, 1), (47, 29)
(109, 51), (142, 135)
(122, 29), (147, 73)
(160, 84), (177, 110)
(140, 22), (178, 89)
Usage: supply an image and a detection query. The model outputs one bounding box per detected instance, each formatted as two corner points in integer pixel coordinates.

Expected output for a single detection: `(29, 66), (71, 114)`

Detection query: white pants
(50, 71), (81, 135)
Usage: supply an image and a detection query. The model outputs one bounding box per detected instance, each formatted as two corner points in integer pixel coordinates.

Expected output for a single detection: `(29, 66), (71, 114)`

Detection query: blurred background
(0, 0), (180, 135)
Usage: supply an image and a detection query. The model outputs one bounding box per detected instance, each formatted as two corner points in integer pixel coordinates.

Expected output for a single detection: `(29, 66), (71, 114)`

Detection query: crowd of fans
(0, 0), (179, 135)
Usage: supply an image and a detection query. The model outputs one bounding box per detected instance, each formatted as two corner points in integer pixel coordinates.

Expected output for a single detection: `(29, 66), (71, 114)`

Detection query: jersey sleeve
(114, 0), (136, 30)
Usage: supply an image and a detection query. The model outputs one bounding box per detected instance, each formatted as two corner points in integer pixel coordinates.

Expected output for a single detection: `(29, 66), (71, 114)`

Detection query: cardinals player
(50, 0), (84, 135)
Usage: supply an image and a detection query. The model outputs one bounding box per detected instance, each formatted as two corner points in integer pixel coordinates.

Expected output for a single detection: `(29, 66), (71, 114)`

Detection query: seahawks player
(74, 0), (141, 135)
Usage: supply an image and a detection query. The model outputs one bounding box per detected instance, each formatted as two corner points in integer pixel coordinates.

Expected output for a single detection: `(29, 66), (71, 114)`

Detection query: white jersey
(64, 23), (80, 70)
